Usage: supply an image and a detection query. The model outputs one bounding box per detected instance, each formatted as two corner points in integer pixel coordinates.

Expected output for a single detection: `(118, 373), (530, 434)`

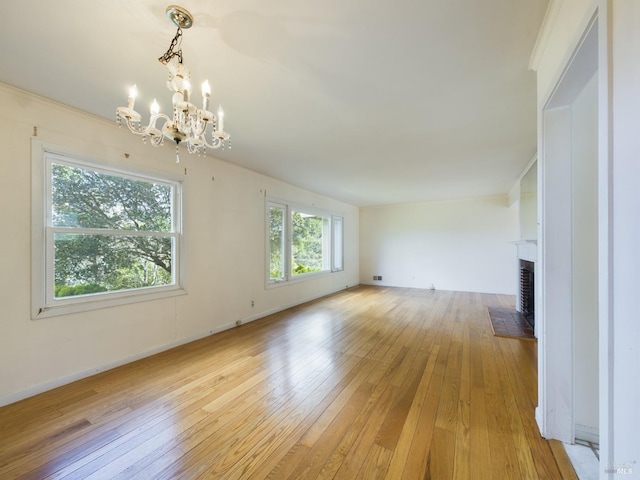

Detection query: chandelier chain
(158, 28), (183, 65)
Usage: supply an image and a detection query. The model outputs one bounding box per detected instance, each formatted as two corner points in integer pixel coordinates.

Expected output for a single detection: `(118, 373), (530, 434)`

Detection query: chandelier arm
(190, 118), (210, 138)
(120, 113), (171, 140)
(185, 134), (217, 151)
(199, 132), (229, 150)
(151, 112), (172, 124)
(203, 137), (221, 149)
(121, 113), (171, 137)
(121, 115), (145, 135)
(149, 134), (164, 147)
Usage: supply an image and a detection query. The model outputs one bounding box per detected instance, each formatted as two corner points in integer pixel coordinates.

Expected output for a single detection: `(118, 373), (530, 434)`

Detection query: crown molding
(529, 0), (564, 71)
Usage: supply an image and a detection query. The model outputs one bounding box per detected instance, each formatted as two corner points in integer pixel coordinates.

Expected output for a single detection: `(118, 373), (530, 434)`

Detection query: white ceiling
(0, 0), (547, 207)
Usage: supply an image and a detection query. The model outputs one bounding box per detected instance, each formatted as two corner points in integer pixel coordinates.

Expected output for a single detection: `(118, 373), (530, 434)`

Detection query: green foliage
(291, 212), (325, 276)
(52, 163), (172, 232)
(269, 207), (327, 278)
(51, 162), (174, 297)
(55, 283), (107, 298)
(269, 206), (285, 279)
(292, 263), (320, 275)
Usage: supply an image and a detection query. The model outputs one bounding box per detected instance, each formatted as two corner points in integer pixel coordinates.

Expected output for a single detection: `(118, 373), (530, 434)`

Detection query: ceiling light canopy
(116, 5), (230, 162)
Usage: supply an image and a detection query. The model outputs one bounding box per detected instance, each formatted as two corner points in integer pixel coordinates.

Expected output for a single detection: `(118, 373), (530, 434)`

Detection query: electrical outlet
(251, 300), (255, 307)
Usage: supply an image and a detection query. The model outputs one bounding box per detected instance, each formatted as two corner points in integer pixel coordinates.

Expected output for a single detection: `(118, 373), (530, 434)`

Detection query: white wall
(359, 196), (518, 295)
(519, 161), (538, 241)
(519, 193), (537, 240)
(571, 72), (599, 441)
(0, 83), (359, 406)
(606, 0), (640, 473)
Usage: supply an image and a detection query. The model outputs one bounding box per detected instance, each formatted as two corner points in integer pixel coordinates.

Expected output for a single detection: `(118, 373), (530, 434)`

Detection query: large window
(267, 199), (343, 284)
(32, 143), (182, 318)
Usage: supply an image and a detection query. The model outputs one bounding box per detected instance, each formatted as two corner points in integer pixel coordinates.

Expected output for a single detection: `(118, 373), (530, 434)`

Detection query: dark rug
(487, 307), (535, 340)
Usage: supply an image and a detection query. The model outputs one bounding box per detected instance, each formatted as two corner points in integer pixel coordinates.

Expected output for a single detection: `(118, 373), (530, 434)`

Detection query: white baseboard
(575, 424), (599, 444)
(0, 330), (212, 407)
(0, 285), (354, 407)
(535, 406), (546, 437)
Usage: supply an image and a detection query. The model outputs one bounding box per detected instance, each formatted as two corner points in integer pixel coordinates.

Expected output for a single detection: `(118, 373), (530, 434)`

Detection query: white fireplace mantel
(513, 240), (537, 262)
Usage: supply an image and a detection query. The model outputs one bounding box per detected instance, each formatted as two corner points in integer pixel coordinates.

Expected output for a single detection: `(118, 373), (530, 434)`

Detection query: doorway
(537, 16), (599, 445)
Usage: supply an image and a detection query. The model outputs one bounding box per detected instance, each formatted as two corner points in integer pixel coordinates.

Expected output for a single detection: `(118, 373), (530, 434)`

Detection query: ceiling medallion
(116, 5), (230, 163)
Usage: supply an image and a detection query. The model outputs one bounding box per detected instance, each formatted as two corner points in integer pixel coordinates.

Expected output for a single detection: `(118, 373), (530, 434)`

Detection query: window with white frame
(268, 202), (286, 282)
(267, 199), (344, 284)
(291, 209), (331, 276)
(32, 143), (182, 318)
(332, 215), (344, 272)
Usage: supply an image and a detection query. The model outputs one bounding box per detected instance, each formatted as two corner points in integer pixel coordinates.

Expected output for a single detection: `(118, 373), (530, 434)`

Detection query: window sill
(266, 269), (335, 289)
(32, 286), (187, 320)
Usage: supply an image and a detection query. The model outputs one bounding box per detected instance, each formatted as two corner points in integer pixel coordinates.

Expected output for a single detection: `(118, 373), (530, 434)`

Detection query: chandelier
(116, 5), (230, 163)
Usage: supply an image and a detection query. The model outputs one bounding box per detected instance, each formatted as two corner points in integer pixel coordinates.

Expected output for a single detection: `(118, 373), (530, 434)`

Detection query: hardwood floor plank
(0, 286), (570, 479)
(453, 323), (471, 480)
(210, 357), (378, 479)
(433, 318), (464, 460)
(374, 366), (423, 451)
(163, 354), (358, 479)
(469, 387), (493, 480)
(549, 440), (579, 480)
(327, 382), (399, 479)
(494, 338), (539, 479)
(384, 344), (441, 479)
(481, 334), (524, 479)
(277, 380), (376, 480)
(355, 444), (393, 480)
(29, 346), (307, 478)
(314, 335), (417, 478)
(501, 339), (565, 479)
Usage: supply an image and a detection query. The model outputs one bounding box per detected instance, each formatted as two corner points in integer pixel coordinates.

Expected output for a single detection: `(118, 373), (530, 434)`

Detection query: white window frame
(267, 200), (288, 284)
(266, 197), (344, 287)
(31, 140), (185, 319)
(332, 215), (344, 272)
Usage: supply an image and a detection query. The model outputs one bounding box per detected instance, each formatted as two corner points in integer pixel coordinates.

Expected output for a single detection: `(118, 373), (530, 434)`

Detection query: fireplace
(514, 240), (536, 332)
(520, 260), (535, 328)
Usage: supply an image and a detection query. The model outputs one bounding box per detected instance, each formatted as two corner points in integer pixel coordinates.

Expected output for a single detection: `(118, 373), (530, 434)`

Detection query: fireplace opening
(520, 260), (535, 328)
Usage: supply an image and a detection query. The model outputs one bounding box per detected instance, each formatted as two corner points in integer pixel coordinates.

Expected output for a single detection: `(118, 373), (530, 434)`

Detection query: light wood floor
(0, 286), (576, 479)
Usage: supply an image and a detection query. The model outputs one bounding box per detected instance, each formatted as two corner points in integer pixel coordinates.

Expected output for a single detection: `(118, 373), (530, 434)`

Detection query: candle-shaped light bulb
(201, 80), (211, 111)
(127, 84), (137, 110)
(217, 105), (225, 132)
(150, 99), (160, 116)
(183, 79), (191, 102)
